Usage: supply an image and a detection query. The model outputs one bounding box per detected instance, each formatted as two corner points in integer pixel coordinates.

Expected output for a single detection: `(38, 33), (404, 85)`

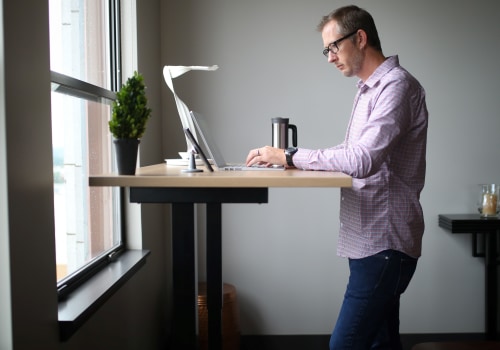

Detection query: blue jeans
(329, 250), (418, 350)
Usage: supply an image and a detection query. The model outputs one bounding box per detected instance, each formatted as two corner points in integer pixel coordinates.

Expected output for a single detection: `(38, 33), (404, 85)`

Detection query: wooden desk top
(89, 163), (352, 188)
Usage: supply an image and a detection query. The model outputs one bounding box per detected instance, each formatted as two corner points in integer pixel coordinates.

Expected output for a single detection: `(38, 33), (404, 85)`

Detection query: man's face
(321, 20), (363, 78)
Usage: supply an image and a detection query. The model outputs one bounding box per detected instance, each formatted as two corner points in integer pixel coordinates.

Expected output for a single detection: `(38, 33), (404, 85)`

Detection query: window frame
(50, 0), (126, 301)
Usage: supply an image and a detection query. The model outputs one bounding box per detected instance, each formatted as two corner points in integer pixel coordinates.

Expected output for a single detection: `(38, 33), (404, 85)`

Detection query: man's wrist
(284, 147), (298, 167)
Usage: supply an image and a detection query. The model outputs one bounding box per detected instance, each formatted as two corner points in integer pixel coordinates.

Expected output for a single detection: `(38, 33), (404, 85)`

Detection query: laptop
(190, 111), (285, 171)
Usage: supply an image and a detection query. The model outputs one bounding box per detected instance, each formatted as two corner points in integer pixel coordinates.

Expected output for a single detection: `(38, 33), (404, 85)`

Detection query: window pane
(50, 0), (122, 284)
(49, 0), (111, 89)
(52, 91), (121, 281)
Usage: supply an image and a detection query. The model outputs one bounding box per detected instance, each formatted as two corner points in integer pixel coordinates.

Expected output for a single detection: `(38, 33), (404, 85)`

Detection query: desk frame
(130, 187), (268, 349)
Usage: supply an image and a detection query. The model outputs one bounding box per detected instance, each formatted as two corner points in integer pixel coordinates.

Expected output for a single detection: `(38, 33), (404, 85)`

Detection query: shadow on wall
(238, 291), (266, 335)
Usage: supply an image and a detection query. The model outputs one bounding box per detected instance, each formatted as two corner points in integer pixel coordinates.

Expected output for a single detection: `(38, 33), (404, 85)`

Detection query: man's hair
(317, 5), (382, 52)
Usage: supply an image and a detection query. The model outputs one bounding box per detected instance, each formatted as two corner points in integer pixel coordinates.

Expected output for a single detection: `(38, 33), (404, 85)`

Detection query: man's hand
(245, 146), (287, 167)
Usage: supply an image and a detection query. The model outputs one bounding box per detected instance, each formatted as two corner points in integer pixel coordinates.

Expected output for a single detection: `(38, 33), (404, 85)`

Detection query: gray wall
(1, 0), (499, 349)
(162, 0), (500, 335)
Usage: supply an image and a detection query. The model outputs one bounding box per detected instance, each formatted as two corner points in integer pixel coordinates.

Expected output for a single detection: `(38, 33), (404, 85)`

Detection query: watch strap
(285, 147), (298, 167)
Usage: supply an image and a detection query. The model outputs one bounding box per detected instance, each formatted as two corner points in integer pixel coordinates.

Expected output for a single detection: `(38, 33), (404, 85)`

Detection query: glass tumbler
(477, 184), (500, 217)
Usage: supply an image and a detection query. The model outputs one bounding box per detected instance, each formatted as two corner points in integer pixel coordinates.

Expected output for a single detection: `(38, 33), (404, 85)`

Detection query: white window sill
(57, 249), (150, 341)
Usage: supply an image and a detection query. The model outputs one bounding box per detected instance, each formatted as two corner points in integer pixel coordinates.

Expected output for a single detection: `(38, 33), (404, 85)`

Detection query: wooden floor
(239, 333), (489, 350)
(412, 341), (500, 350)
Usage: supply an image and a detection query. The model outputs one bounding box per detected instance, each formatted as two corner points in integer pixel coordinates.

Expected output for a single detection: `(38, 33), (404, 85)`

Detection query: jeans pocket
(395, 256), (417, 295)
(348, 250), (417, 298)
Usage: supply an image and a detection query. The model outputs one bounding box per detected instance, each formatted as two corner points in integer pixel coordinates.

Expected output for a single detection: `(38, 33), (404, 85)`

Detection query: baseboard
(241, 334), (329, 350)
(240, 333), (487, 350)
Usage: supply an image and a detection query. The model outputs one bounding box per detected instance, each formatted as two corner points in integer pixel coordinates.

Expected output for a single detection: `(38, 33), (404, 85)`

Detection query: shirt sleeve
(292, 78), (414, 178)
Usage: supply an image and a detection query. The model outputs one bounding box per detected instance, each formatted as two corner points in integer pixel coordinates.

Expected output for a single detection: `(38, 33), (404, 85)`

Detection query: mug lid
(272, 117), (289, 123)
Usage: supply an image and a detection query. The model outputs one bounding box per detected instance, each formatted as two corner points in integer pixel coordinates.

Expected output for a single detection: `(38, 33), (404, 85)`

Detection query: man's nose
(327, 51), (338, 63)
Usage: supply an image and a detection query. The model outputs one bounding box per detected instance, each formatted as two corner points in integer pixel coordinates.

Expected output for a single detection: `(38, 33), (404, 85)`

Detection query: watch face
(285, 147), (297, 166)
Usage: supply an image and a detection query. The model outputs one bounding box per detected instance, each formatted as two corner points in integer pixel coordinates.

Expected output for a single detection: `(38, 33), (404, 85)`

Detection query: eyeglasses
(322, 30), (358, 57)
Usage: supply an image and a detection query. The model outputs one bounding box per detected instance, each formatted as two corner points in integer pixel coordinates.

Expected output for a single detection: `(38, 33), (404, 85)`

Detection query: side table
(438, 214), (500, 340)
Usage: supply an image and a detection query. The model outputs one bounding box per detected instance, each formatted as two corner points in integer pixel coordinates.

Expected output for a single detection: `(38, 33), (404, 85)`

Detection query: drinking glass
(477, 184), (500, 217)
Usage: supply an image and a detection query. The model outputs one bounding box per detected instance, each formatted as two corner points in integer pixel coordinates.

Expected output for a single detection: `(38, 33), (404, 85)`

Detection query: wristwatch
(284, 147), (298, 167)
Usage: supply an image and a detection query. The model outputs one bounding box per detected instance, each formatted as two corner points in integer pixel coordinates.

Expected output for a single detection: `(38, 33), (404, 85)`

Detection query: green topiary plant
(109, 71), (152, 139)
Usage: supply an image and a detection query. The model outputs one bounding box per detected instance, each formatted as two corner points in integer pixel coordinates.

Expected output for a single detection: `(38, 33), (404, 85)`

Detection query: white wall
(162, 0), (500, 335)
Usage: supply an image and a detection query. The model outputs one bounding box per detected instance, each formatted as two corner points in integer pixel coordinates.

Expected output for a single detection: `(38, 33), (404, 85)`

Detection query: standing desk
(90, 163), (352, 350)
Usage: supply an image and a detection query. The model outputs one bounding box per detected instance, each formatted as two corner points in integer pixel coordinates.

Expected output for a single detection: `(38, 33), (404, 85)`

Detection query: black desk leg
(206, 203), (223, 350)
(484, 230), (498, 340)
(171, 203), (197, 350)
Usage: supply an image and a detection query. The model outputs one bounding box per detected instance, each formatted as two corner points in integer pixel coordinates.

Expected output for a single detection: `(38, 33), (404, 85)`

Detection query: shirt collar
(356, 55), (399, 90)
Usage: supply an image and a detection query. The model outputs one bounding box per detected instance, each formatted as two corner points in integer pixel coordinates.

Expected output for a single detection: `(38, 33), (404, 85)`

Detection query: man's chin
(342, 70), (354, 77)
(337, 66), (353, 77)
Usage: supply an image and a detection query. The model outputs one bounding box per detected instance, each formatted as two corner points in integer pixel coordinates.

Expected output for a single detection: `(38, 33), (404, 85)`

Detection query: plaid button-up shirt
(293, 55), (428, 259)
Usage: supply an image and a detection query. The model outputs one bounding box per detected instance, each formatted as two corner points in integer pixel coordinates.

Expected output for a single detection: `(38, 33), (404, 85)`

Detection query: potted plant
(109, 71), (152, 175)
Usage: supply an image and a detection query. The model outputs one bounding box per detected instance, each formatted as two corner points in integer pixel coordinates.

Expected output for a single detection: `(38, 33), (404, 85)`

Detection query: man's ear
(357, 29), (367, 49)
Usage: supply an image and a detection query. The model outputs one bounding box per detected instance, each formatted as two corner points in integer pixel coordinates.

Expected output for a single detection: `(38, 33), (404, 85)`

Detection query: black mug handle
(288, 124), (298, 147)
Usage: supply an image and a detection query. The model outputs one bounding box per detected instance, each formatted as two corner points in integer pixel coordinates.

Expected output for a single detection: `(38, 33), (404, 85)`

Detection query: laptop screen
(189, 111), (228, 167)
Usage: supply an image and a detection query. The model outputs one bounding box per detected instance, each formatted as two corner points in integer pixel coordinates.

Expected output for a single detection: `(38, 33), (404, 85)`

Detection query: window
(49, 0), (123, 298)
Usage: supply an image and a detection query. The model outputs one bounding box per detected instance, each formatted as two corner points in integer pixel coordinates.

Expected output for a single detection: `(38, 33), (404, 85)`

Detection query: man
(246, 5), (428, 350)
